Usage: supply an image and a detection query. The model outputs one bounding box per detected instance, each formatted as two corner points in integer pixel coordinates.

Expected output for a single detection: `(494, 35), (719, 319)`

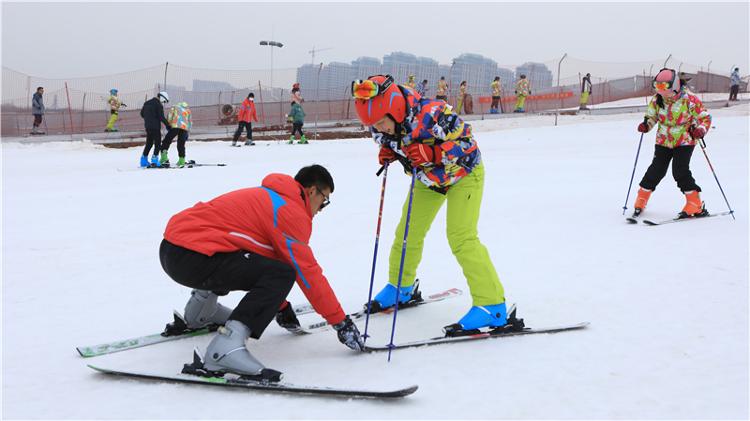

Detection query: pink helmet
(653, 68), (681, 93)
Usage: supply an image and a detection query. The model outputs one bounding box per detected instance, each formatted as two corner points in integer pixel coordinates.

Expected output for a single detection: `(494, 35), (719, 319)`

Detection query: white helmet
(158, 91), (169, 103)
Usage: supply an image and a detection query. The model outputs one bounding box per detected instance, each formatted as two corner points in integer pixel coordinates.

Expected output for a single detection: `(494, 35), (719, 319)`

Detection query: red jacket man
(159, 165), (364, 380)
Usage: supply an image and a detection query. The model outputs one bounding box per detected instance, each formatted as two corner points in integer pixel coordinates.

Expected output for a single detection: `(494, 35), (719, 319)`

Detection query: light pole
(259, 40), (284, 99)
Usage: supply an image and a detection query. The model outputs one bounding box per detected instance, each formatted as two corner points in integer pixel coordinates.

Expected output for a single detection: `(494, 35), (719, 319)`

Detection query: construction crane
(309, 46), (333, 64)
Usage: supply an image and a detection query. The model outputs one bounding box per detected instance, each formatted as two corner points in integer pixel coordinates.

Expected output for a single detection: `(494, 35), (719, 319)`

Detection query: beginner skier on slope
(139, 91), (171, 168)
(159, 165), (364, 380)
(352, 74), (507, 335)
(632, 68), (712, 219)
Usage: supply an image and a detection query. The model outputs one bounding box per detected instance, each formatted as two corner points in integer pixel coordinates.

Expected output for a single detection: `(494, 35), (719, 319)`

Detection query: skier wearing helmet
(139, 91), (172, 167)
(105, 88), (126, 132)
(351, 74), (507, 335)
(632, 68), (712, 219)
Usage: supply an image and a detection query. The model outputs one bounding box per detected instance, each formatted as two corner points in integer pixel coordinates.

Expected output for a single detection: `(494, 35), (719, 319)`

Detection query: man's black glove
(333, 316), (365, 351)
(275, 301), (302, 334)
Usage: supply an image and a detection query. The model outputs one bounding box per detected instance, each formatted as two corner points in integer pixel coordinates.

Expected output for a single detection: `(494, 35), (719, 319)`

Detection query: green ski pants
(387, 163), (505, 306)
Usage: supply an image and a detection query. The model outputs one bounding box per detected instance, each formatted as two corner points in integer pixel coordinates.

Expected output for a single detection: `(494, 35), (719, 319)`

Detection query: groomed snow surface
(3, 105), (748, 419)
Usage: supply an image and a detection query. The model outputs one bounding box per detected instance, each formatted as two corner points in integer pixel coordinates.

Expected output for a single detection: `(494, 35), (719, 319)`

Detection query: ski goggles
(352, 75), (394, 99)
(653, 68), (678, 91)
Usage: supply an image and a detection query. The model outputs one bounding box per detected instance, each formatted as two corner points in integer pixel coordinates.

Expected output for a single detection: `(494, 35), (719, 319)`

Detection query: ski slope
(2, 105), (748, 418)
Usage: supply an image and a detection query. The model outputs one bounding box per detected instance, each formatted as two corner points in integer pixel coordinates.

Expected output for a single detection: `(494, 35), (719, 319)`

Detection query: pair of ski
(76, 288), (464, 358)
(626, 210), (733, 226)
(144, 160), (227, 169)
(80, 288), (588, 398)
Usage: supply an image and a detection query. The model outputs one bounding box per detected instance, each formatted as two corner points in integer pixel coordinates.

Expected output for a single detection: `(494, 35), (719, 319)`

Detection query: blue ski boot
(365, 280), (422, 313)
(140, 155), (149, 168)
(150, 154), (161, 167)
(443, 303), (507, 336)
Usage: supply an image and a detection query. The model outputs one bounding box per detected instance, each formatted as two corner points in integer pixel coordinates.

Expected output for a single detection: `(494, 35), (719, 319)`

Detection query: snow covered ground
(2, 104), (748, 419)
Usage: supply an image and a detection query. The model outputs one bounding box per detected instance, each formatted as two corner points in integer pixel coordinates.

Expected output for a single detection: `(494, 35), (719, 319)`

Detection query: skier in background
(729, 67), (740, 101)
(105, 89), (126, 132)
(490, 76), (502, 114)
(405, 74), (416, 89)
(287, 100), (307, 144)
(455, 81), (468, 114)
(632, 68), (712, 219)
(159, 165), (364, 380)
(416, 79), (428, 97)
(579, 73), (592, 110)
(291, 83), (303, 104)
(352, 74), (507, 335)
(139, 91), (171, 167)
(513, 74), (530, 113)
(232, 92), (258, 146)
(436, 76), (448, 102)
(160, 101), (192, 167)
(31, 86), (45, 134)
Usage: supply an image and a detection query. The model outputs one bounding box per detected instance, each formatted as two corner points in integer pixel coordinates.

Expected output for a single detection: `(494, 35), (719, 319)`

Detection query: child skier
(105, 89), (126, 132)
(632, 68), (712, 219)
(352, 74), (507, 335)
(513, 74), (530, 113)
(288, 101), (307, 144)
(161, 101), (192, 167)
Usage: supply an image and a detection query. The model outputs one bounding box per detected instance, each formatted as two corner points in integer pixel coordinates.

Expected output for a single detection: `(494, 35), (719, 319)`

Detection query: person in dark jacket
(139, 91), (171, 167)
(31, 87), (45, 134)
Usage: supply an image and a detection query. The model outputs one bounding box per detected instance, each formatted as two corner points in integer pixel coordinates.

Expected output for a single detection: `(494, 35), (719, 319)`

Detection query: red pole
(64, 82), (75, 134)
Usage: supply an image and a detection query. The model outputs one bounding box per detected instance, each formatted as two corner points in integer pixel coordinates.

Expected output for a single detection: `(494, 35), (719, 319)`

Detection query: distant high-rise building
(450, 53), (504, 96)
(296, 64), (319, 100)
(319, 62), (352, 100)
(383, 51), (418, 86)
(351, 56), (381, 80)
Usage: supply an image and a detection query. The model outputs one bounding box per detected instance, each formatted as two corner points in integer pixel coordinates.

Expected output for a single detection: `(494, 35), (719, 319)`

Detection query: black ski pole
(622, 117), (648, 215)
(363, 163), (389, 343)
(698, 137), (735, 220)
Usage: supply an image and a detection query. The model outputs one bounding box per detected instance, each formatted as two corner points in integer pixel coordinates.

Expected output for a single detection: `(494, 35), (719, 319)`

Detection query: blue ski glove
(333, 316), (365, 351)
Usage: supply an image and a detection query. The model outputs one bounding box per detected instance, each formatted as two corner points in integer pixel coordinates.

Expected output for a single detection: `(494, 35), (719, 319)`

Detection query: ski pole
(622, 118), (648, 215)
(387, 167), (417, 362)
(698, 138), (735, 220)
(362, 163), (389, 343)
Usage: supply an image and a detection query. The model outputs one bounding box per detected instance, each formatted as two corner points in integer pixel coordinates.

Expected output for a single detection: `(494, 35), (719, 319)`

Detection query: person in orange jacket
(232, 92), (258, 146)
(159, 165), (364, 381)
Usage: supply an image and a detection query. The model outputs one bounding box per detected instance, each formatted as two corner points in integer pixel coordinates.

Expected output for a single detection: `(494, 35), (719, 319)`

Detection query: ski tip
(396, 385), (419, 397)
(76, 347), (94, 358)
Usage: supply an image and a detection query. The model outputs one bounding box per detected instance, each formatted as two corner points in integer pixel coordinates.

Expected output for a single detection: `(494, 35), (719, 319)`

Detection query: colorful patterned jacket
(643, 88), (711, 148)
(372, 86), (481, 193)
(515, 79), (530, 96)
(491, 80), (501, 97)
(168, 102), (192, 131)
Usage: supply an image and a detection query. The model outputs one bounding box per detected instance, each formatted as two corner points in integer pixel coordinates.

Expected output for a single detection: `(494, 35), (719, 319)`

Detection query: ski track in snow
(3, 104), (748, 419)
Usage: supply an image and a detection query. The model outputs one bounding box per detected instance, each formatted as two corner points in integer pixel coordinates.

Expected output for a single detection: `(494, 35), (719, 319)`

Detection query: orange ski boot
(632, 188), (652, 217)
(679, 190), (709, 218)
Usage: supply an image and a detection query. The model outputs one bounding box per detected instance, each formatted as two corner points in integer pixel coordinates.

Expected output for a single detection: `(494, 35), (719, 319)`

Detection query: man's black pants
(142, 128), (162, 156)
(639, 144), (701, 193)
(159, 239), (296, 338)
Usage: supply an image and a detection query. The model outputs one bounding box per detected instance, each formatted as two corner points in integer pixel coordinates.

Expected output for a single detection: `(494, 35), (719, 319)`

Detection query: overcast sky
(2, 1), (748, 79)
